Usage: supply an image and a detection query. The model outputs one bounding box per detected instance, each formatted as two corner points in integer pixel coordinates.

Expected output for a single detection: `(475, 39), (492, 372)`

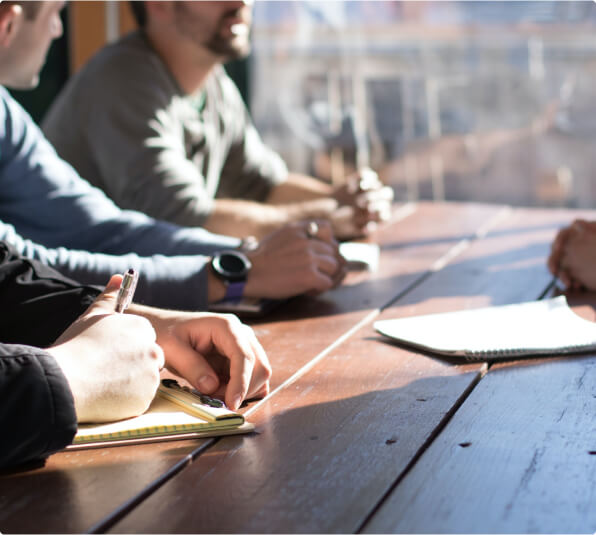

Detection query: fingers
(210, 317), (271, 410)
(238, 324), (271, 400)
(548, 226), (571, 275)
(166, 315), (272, 411)
(356, 185), (394, 206)
(82, 274), (124, 318)
(549, 219), (596, 291)
(331, 255), (348, 288)
(299, 219), (335, 244)
(308, 239), (340, 273)
(168, 340), (222, 397)
(153, 342), (166, 372)
(303, 234), (348, 292)
(355, 186), (393, 224)
(293, 219), (346, 290)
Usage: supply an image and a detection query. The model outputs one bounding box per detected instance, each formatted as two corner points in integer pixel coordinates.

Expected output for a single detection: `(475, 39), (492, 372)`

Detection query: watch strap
(224, 280), (246, 301)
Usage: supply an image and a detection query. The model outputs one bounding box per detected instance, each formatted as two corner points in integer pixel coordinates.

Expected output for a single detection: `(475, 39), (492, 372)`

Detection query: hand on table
(244, 220), (347, 299)
(548, 219), (596, 291)
(140, 309), (272, 410)
(332, 167), (394, 239)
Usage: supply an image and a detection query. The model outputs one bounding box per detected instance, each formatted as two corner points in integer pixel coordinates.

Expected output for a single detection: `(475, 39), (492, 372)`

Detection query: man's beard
(204, 32), (251, 61)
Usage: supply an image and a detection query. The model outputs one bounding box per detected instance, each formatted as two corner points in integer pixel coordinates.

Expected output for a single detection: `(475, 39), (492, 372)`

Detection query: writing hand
(48, 275), (164, 423)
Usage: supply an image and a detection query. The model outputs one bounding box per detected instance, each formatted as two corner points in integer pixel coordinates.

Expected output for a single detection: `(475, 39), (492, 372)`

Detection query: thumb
(84, 274), (124, 318)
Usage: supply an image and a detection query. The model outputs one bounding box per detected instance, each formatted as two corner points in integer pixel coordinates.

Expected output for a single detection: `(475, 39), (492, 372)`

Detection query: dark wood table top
(1, 201), (595, 534)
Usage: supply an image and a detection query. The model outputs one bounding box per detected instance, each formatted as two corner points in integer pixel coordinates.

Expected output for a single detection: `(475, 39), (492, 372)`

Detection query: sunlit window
(250, 0), (596, 208)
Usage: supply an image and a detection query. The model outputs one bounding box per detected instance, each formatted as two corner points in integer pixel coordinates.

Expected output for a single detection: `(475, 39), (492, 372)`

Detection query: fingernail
(232, 395), (243, 410)
(198, 375), (217, 393)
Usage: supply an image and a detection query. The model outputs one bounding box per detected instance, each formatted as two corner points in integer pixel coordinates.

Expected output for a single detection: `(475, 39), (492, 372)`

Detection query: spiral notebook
(68, 379), (254, 449)
(374, 296), (596, 361)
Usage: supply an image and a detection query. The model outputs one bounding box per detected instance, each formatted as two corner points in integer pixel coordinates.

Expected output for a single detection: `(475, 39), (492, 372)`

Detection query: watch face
(212, 250), (251, 282)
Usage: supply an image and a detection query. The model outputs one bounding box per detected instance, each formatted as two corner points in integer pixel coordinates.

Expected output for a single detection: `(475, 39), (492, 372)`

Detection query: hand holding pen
(48, 271), (165, 422)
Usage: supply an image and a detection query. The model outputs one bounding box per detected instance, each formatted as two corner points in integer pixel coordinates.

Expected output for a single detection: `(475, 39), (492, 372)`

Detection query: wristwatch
(210, 250), (252, 301)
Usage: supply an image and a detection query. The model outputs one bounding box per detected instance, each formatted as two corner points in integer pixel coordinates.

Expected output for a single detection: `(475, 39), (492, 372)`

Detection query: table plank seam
(358, 269), (560, 533)
(86, 441), (214, 533)
(356, 363), (489, 534)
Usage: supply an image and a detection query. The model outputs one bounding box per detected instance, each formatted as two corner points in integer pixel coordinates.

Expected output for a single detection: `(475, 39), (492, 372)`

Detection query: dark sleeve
(0, 343), (77, 469)
(0, 241), (102, 347)
(0, 240), (100, 468)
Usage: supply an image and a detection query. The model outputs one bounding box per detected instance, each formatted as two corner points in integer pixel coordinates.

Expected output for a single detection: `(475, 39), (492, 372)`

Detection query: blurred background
(18, 0), (596, 210)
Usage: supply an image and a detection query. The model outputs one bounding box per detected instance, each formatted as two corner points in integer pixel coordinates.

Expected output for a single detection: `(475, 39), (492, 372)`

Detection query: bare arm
(203, 195), (338, 239)
(266, 173), (334, 204)
(204, 170), (392, 240)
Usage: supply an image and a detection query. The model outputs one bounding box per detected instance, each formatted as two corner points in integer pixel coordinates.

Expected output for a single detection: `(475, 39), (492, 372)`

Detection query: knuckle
(262, 360), (273, 380)
(245, 351), (256, 366)
(304, 249), (317, 263)
(220, 313), (242, 328)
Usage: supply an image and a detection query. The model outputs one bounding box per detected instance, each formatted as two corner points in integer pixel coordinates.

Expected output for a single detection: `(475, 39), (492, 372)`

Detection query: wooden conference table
(1, 201), (595, 534)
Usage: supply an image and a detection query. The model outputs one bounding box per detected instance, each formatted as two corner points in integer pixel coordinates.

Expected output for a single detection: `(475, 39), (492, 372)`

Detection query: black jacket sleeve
(0, 241), (101, 347)
(0, 344), (77, 469)
(0, 241), (103, 468)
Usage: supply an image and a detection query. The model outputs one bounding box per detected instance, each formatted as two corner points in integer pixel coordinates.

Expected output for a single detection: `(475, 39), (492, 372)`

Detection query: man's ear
(0, 3), (23, 47)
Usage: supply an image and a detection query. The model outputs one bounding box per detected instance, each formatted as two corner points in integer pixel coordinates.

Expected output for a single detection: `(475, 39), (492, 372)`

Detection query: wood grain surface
(106, 205), (578, 533)
(1, 202), (593, 534)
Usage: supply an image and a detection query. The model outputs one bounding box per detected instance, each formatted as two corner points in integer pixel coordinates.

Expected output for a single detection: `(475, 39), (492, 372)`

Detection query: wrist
(210, 250), (252, 302)
(207, 268), (227, 303)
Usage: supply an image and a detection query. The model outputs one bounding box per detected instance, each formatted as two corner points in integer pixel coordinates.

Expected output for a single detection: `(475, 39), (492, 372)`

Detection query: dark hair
(128, 1), (146, 28)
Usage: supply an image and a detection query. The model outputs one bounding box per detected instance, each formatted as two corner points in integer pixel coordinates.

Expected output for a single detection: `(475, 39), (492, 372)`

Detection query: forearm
(205, 197), (338, 240)
(266, 173), (333, 204)
(204, 199), (289, 239)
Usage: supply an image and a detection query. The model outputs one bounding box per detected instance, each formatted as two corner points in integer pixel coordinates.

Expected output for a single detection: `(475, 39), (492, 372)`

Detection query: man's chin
(208, 37), (251, 61)
(6, 74), (40, 91)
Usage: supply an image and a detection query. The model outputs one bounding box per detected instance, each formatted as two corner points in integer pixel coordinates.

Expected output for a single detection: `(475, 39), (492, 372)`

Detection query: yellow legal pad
(69, 379), (254, 449)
